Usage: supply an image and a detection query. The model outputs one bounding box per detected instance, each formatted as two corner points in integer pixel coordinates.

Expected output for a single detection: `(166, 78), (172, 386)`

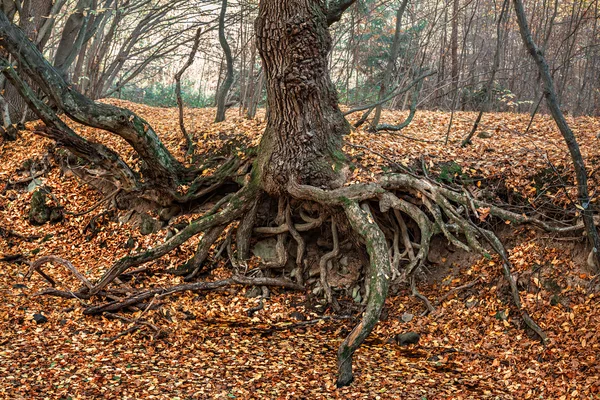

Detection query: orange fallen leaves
(0, 103), (599, 398)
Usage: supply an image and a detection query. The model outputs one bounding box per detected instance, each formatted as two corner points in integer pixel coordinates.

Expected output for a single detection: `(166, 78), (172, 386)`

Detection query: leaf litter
(0, 101), (599, 399)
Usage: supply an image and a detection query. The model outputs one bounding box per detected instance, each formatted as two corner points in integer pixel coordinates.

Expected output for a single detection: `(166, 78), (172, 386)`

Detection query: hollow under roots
(29, 171), (549, 388)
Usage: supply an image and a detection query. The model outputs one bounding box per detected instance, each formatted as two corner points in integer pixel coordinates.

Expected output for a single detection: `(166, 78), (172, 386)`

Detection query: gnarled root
(87, 184), (258, 297)
(336, 201), (391, 387)
(28, 168), (553, 386)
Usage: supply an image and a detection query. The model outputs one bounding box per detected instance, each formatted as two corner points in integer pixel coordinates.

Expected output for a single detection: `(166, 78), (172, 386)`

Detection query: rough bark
(255, 0), (350, 195)
(326, 0), (356, 25)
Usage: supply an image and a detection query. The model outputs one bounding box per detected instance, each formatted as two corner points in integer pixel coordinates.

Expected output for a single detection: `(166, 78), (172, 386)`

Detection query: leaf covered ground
(1, 102), (599, 399)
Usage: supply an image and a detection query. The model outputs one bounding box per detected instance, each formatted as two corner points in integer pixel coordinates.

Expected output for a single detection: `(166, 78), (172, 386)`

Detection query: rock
(33, 313), (48, 324)
(351, 286), (362, 303)
(29, 190), (50, 225)
(290, 311), (307, 321)
(401, 312), (414, 323)
(466, 300), (478, 308)
(477, 130), (493, 139)
(245, 286), (262, 298)
(159, 205), (181, 221)
(139, 213), (160, 235)
(124, 236), (136, 249)
(252, 238), (278, 262)
(49, 207), (64, 223)
(395, 332), (420, 346)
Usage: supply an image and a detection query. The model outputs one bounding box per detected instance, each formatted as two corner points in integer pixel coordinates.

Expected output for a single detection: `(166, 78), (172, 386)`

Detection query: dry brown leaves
(0, 103), (599, 399)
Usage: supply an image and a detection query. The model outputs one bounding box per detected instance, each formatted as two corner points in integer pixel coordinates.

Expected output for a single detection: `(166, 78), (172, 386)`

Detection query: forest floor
(1, 101), (599, 399)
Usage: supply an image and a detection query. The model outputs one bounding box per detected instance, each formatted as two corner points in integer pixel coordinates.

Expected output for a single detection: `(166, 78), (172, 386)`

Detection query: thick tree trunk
(255, 0), (350, 195)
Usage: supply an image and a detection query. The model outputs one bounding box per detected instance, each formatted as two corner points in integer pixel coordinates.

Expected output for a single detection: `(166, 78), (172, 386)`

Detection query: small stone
(251, 239), (278, 262)
(12, 284), (28, 289)
(139, 213), (159, 235)
(351, 286), (361, 303)
(395, 332), (420, 346)
(29, 190), (50, 225)
(33, 313), (48, 324)
(466, 300), (478, 308)
(245, 286), (262, 298)
(477, 130), (493, 139)
(124, 237), (136, 249)
(401, 312), (414, 323)
(159, 205), (181, 221)
(290, 311), (307, 321)
(49, 207), (64, 223)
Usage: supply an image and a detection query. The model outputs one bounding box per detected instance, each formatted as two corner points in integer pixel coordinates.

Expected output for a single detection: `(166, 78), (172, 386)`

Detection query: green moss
(29, 190), (50, 225)
(330, 149), (348, 172)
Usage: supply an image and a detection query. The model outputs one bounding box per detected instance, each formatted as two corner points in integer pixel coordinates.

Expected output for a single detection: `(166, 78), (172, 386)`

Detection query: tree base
(28, 163), (550, 386)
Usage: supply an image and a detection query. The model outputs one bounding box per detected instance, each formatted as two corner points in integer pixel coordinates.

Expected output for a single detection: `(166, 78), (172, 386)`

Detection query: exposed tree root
(176, 224), (227, 280)
(320, 219), (339, 305)
(26, 255), (93, 291)
(410, 274), (435, 315)
(336, 201), (391, 387)
(26, 169), (564, 386)
(82, 275), (302, 315)
(87, 184), (258, 296)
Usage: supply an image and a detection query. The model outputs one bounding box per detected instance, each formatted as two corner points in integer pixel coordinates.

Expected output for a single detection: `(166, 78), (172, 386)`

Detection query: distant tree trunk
(461, 0), (508, 146)
(450, 0), (460, 95)
(512, 0), (600, 272)
(371, 0), (409, 129)
(53, 0), (93, 77)
(246, 69), (263, 119)
(242, 41), (256, 117)
(1, 0), (52, 123)
(214, 0), (233, 123)
(175, 27), (203, 153)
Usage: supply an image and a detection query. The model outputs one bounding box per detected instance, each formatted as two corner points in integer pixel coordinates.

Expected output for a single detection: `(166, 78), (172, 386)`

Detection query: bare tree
(512, 0), (600, 271)
(214, 0), (233, 122)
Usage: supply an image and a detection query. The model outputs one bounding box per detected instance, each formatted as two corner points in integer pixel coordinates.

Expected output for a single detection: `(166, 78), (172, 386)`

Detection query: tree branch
(327, 0), (356, 26)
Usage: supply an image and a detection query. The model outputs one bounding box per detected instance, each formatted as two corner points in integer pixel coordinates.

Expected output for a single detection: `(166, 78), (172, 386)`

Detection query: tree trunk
(512, 0), (600, 272)
(214, 0), (233, 123)
(450, 0), (460, 95)
(255, 0), (350, 195)
(53, 0), (93, 78)
(371, 0), (409, 129)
